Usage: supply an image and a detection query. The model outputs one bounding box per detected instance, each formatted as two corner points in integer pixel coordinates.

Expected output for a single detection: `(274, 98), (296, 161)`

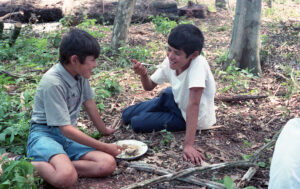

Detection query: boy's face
(74, 55), (97, 79)
(166, 45), (196, 74)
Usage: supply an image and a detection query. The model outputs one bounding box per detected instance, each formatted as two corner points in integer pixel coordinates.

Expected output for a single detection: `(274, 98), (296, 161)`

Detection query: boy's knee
(160, 87), (172, 96)
(122, 107), (132, 125)
(54, 169), (78, 187)
(131, 117), (143, 133)
(96, 155), (116, 177)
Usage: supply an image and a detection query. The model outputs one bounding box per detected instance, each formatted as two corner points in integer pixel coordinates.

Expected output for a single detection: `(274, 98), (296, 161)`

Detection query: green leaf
(244, 186), (257, 189)
(224, 175), (235, 189)
(257, 161), (266, 167)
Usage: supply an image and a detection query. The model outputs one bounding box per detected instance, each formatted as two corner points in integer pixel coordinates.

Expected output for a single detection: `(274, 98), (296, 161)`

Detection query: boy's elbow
(144, 86), (154, 91)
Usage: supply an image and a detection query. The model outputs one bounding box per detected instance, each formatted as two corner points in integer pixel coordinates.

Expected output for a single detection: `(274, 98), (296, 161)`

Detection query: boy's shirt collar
(57, 62), (81, 88)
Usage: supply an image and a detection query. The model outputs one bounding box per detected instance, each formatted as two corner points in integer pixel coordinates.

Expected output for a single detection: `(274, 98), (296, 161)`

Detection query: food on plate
(122, 144), (138, 156)
(115, 140), (148, 160)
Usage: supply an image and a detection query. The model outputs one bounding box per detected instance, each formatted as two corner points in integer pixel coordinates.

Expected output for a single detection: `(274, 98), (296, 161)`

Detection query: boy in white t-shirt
(268, 118), (300, 189)
(122, 24), (216, 165)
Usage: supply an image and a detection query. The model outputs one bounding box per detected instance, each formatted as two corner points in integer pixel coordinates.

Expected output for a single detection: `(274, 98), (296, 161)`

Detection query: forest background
(0, 0), (299, 188)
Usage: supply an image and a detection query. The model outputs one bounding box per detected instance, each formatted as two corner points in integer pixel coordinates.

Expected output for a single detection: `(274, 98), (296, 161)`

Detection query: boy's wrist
(140, 73), (148, 79)
(184, 139), (195, 147)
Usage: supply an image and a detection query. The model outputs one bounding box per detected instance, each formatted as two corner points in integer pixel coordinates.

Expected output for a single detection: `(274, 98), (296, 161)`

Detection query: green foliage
(0, 158), (41, 189)
(279, 66), (299, 99)
(150, 14), (177, 35)
(257, 161), (266, 168)
(78, 126), (103, 139)
(215, 58), (256, 94)
(159, 129), (174, 147)
(242, 154), (253, 160)
(77, 18), (106, 39)
(59, 14), (74, 27)
(207, 4), (216, 12)
(223, 175), (257, 189)
(244, 186), (257, 189)
(0, 85), (35, 154)
(264, 8), (275, 16)
(0, 34), (58, 72)
(243, 140), (252, 148)
(117, 45), (152, 67)
(92, 72), (122, 111)
(224, 175), (235, 189)
(216, 25), (230, 32)
(150, 14), (195, 35)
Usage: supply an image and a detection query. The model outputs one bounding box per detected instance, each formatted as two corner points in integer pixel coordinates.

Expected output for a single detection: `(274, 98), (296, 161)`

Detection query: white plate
(115, 140), (148, 160)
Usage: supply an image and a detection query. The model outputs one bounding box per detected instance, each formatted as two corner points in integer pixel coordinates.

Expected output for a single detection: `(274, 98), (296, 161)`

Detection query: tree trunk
(111, 0), (136, 51)
(0, 20), (3, 39)
(215, 0), (228, 9)
(9, 22), (22, 46)
(268, 0), (272, 8)
(223, 0), (262, 76)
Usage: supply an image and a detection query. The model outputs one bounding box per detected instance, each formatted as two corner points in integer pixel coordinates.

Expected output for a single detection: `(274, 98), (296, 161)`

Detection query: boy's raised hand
(183, 145), (205, 165)
(132, 59), (147, 77)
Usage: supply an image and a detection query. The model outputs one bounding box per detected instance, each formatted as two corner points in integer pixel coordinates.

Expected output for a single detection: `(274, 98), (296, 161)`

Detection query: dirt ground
(35, 2), (300, 189)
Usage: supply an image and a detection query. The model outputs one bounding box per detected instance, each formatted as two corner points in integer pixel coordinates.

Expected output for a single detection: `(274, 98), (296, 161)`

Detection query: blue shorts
(27, 124), (95, 162)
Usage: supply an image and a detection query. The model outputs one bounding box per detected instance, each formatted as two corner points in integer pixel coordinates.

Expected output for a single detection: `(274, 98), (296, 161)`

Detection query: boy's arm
(132, 59), (157, 91)
(83, 99), (116, 135)
(183, 87), (205, 165)
(59, 125), (122, 156)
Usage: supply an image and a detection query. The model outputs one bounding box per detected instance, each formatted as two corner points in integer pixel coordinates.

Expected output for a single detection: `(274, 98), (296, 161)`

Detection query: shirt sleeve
(44, 84), (71, 126)
(188, 56), (208, 89)
(150, 57), (170, 84)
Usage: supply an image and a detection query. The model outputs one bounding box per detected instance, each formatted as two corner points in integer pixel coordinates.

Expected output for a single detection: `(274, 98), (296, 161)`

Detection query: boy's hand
(101, 126), (117, 136)
(132, 59), (147, 77)
(183, 145), (205, 165)
(106, 143), (123, 157)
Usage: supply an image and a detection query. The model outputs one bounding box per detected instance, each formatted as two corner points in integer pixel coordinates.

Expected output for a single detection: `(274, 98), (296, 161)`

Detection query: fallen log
(0, 6), (62, 23)
(0, 11), (23, 39)
(178, 1), (208, 18)
(0, 11), (24, 21)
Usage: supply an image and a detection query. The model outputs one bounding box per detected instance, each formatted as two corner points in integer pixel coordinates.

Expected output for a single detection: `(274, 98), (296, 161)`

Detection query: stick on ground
(122, 160), (254, 189)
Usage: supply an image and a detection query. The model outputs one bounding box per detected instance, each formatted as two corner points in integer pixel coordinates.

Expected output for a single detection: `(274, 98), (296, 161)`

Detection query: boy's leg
(122, 87), (178, 125)
(72, 150), (116, 177)
(130, 111), (185, 133)
(27, 125), (80, 187)
(122, 96), (161, 125)
(31, 154), (78, 188)
(130, 87), (186, 133)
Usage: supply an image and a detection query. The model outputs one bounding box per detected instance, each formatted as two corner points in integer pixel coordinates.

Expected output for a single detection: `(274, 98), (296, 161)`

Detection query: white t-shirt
(269, 118), (300, 189)
(150, 55), (216, 130)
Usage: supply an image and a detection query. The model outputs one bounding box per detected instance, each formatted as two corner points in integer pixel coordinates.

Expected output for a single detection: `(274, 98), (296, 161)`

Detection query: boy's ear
(70, 55), (79, 65)
(189, 51), (200, 59)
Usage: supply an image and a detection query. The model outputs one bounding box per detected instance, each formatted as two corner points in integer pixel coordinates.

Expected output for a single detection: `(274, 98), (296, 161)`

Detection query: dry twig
(238, 128), (282, 187)
(215, 95), (268, 102)
(122, 160), (253, 189)
(129, 162), (226, 189)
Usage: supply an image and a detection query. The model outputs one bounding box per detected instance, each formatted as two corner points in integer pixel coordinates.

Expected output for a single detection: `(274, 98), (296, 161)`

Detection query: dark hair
(168, 24), (204, 57)
(59, 28), (100, 64)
